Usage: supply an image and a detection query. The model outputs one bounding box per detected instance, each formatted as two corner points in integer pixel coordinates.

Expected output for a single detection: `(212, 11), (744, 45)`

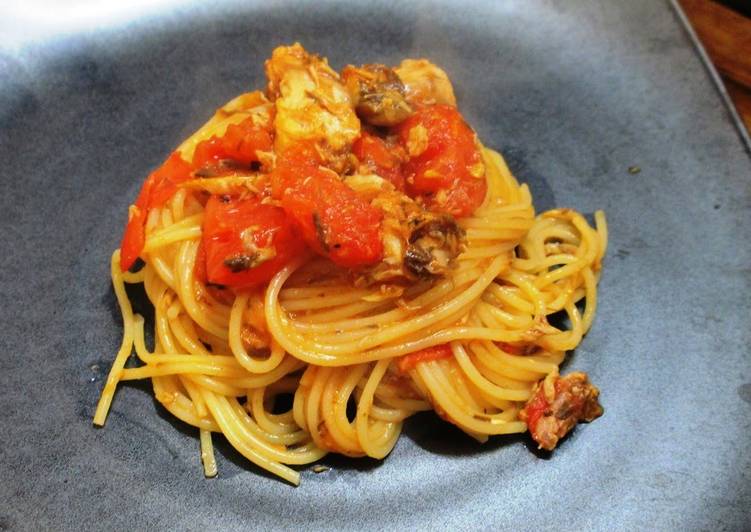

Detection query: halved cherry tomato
(192, 117), (273, 169)
(194, 239), (208, 285)
(120, 152), (192, 271)
(201, 195), (305, 288)
(352, 132), (405, 190)
(521, 384), (549, 434)
(120, 117), (272, 272)
(397, 344), (453, 373)
(398, 104), (486, 218)
(271, 143), (383, 267)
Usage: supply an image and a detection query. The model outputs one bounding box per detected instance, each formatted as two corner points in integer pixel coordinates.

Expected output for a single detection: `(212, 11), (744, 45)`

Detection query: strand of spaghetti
(478, 339), (560, 374)
(580, 266), (598, 333)
(158, 203), (174, 228)
(361, 400), (416, 423)
(280, 289), (374, 311)
(198, 388), (302, 485)
(594, 210), (609, 263)
(289, 265), (486, 337)
(136, 352), (245, 367)
(184, 374), (246, 396)
(321, 365), (369, 454)
(93, 250), (136, 426)
(265, 255), (508, 364)
(290, 274), (461, 331)
(459, 208), (533, 228)
(484, 284), (535, 315)
(533, 212), (599, 289)
(541, 301), (584, 352)
(155, 395), (219, 431)
(471, 347), (542, 385)
(227, 356), (305, 389)
(415, 361), (527, 434)
(514, 254), (579, 274)
(175, 241), (229, 339)
(182, 377), (209, 418)
(465, 227), (532, 241)
(229, 293), (286, 373)
(148, 254), (177, 290)
(231, 399), (309, 447)
(249, 388), (304, 436)
(155, 291), (180, 354)
(121, 268), (146, 284)
(292, 368), (311, 432)
(143, 213), (203, 252)
(481, 346), (550, 385)
(170, 312), (213, 357)
(374, 385), (431, 412)
(460, 242), (516, 259)
(198, 286), (233, 321)
(472, 300), (534, 329)
(200, 429), (218, 478)
(500, 271), (548, 318)
(120, 363), (252, 380)
(303, 366), (329, 448)
(356, 359), (401, 458)
(446, 357), (490, 412)
(224, 395), (327, 463)
(452, 342), (533, 401)
(147, 370), (219, 431)
(170, 187), (187, 222)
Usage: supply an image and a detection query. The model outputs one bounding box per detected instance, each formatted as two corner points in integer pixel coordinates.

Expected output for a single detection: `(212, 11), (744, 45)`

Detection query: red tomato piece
(119, 152), (192, 271)
(194, 239), (208, 285)
(147, 153), (194, 207)
(200, 195), (305, 288)
(397, 344), (453, 373)
(523, 378), (588, 435)
(192, 117), (273, 169)
(193, 239), (234, 303)
(119, 117), (272, 273)
(398, 104), (486, 218)
(271, 144), (384, 268)
(352, 132), (405, 191)
(120, 205), (147, 273)
(520, 374), (599, 451)
(521, 385), (549, 434)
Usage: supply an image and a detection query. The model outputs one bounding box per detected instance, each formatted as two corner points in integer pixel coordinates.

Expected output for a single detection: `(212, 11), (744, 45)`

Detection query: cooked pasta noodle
(94, 45), (607, 485)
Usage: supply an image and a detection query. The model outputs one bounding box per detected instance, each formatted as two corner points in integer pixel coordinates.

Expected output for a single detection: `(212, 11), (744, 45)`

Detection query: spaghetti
(94, 44), (607, 485)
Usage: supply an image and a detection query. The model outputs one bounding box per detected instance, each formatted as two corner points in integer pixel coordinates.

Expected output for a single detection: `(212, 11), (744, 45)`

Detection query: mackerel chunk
(519, 372), (603, 451)
(345, 174), (466, 286)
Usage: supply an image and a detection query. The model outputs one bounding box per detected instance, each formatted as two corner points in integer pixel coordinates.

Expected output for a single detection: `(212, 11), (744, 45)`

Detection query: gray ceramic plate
(2, 1), (750, 530)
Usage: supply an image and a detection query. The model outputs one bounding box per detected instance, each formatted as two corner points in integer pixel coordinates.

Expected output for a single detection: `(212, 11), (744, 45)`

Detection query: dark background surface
(717, 0), (751, 17)
(679, 0), (751, 136)
(1, 0), (750, 530)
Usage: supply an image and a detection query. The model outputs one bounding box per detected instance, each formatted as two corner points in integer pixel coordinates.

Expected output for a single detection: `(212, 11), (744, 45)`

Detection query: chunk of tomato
(352, 132), (405, 191)
(396, 344), (453, 373)
(521, 385), (549, 434)
(398, 104), (486, 218)
(120, 152), (192, 271)
(200, 195), (305, 288)
(271, 143), (383, 267)
(119, 117), (272, 273)
(192, 117), (273, 169)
